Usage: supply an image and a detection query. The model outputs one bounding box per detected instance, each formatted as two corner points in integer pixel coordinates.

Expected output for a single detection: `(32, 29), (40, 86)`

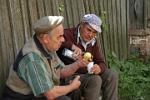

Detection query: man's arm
(60, 59), (88, 78)
(44, 76), (80, 100)
(93, 41), (107, 73)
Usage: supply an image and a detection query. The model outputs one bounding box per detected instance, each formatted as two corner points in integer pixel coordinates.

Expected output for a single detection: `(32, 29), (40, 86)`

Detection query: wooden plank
(0, 0), (15, 96)
(148, 0), (150, 18)
(129, 0), (136, 29)
(43, 0), (53, 16)
(112, 0), (119, 57)
(126, 0), (130, 32)
(36, 0), (45, 18)
(57, 0), (68, 28)
(107, 0), (114, 51)
(116, 0), (122, 59)
(64, 0), (74, 27)
(88, 0), (95, 13)
(97, 0), (105, 56)
(0, 0), (3, 97)
(70, 0), (79, 26)
(102, 0), (111, 53)
(20, 0), (31, 41)
(76, 0), (85, 22)
(8, 0), (25, 53)
(147, 0), (150, 28)
(126, 0), (130, 57)
(93, 0), (100, 15)
(120, 0), (128, 58)
(110, 0), (115, 52)
(103, 0), (109, 46)
(101, 0), (110, 58)
(27, 0), (38, 35)
(97, 0), (101, 15)
(134, 0), (144, 29)
(144, 0), (148, 29)
(83, 0), (90, 13)
(51, 0), (59, 15)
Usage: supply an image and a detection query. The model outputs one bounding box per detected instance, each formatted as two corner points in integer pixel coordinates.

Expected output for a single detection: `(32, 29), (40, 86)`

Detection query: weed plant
(107, 52), (150, 100)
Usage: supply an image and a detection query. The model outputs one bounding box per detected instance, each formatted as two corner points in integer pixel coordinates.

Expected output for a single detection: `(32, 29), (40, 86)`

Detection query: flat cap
(82, 14), (102, 33)
(33, 16), (64, 34)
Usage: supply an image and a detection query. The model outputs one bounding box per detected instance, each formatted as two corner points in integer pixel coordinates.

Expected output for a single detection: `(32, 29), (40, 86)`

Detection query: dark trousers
(2, 86), (71, 100)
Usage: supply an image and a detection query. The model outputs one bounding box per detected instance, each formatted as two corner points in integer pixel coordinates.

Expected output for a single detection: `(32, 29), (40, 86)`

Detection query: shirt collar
(33, 34), (52, 60)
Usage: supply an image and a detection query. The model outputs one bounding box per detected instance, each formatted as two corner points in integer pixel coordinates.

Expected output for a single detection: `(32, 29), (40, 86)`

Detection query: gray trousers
(65, 69), (118, 100)
(79, 74), (101, 100)
(101, 69), (118, 100)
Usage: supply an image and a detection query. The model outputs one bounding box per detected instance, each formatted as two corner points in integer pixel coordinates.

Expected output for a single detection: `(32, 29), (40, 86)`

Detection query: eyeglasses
(84, 25), (97, 37)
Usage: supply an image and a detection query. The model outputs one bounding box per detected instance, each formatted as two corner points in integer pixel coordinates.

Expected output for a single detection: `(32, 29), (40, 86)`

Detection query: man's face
(80, 23), (97, 42)
(45, 24), (65, 52)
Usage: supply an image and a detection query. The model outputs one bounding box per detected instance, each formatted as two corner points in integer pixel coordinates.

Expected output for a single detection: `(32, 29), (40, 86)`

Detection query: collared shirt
(57, 26), (107, 74)
(77, 26), (96, 50)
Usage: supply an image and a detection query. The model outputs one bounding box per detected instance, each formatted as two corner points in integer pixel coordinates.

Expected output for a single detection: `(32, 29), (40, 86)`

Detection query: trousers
(64, 69), (118, 100)
(101, 69), (118, 100)
(64, 74), (101, 100)
(2, 85), (71, 100)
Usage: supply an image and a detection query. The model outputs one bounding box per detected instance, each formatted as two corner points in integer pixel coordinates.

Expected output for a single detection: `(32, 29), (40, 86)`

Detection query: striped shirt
(17, 52), (65, 96)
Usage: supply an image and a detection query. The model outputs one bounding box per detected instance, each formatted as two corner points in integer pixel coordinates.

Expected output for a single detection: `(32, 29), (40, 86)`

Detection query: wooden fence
(0, 0), (149, 97)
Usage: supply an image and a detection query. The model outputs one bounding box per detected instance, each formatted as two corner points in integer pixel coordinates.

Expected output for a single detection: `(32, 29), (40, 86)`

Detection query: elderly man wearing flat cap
(57, 14), (118, 100)
(2, 16), (95, 100)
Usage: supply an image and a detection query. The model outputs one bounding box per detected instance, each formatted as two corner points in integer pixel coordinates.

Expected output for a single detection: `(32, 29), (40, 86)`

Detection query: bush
(107, 52), (150, 100)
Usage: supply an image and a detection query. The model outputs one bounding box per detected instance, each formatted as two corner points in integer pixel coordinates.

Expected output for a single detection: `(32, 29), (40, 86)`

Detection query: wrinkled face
(80, 23), (97, 42)
(43, 24), (65, 52)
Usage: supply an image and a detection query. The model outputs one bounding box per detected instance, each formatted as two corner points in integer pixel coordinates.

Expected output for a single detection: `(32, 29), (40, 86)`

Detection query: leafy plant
(107, 51), (150, 100)
(58, 4), (64, 13)
(100, 11), (108, 32)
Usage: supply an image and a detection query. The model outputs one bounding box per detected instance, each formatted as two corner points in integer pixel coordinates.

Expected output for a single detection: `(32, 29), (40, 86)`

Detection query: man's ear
(43, 34), (49, 44)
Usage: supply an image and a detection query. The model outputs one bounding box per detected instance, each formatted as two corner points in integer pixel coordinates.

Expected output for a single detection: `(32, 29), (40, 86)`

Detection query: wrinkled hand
(76, 58), (89, 68)
(72, 44), (82, 60)
(70, 75), (81, 90)
(91, 64), (101, 74)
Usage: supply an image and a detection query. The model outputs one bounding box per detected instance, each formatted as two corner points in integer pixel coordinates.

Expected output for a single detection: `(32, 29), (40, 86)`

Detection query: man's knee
(109, 69), (118, 81)
(102, 69), (118, 83)
(87, 75), (102, 88)
(82, 75), (102, 100)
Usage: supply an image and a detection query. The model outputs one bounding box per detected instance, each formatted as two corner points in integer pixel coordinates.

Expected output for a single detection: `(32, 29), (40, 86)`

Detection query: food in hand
(83, 52), (92, 61)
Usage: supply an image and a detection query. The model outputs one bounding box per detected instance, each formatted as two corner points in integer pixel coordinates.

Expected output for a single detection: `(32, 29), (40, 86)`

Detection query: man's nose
(88, 32), (93, 36)
(61, 37), (65, 42)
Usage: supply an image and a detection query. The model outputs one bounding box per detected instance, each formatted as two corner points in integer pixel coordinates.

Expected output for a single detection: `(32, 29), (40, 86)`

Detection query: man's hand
(91, 64), (101, 74)
(72, 44), (82, 58)
(69, 75), (81, 90)
(76, 58), (89, 68)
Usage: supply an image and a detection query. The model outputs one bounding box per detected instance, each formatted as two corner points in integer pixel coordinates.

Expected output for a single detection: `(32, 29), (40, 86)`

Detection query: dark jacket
(57, 26), (107, 74)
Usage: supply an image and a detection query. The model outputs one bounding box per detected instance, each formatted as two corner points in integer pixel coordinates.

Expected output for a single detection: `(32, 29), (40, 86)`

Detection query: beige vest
(6, 37), (60, 95)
